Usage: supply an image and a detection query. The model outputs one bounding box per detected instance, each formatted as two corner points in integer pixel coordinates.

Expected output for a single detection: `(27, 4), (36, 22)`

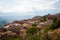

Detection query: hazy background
(0, 0), (60, 27)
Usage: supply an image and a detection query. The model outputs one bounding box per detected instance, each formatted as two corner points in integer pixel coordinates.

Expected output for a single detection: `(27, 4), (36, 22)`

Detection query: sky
(0, 0), (60, 20)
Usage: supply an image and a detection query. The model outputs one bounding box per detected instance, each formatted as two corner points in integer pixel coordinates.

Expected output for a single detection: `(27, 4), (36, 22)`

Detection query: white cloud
(0, 0), (59, 13)
(30, 0), (59, 10)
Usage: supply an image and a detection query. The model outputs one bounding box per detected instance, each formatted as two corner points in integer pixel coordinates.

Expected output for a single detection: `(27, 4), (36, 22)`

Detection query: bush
(50, 18), (60, 29)
(43, 18), (60, 32)
(26, 26), (38, 35)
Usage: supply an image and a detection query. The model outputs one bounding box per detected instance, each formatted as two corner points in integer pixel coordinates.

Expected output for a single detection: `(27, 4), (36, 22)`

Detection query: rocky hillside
(0, 13), (60, 40)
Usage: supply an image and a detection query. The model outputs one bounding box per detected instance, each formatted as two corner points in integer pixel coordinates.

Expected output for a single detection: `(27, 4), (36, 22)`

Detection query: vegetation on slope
(0, 14), (60, 40)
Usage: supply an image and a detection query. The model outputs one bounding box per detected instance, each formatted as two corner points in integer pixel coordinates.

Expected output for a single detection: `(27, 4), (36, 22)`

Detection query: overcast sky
(0, 0), (60, 17)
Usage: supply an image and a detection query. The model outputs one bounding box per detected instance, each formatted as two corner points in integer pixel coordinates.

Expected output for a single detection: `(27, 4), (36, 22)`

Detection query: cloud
(0, 0), (59, 13)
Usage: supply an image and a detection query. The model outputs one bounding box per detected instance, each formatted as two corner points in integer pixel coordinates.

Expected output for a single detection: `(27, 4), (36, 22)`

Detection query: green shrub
(43, 18), (60, 32)
(27, 26), (38, 35)
(50, 18), (60, 29)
